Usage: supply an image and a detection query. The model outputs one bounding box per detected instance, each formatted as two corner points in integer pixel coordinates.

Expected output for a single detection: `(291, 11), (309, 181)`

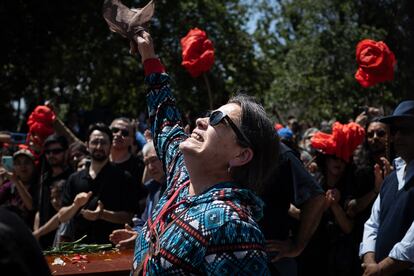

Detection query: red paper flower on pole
(27, 105), (55, 143)
(181, 28), (215, 78)
(355, 39), (396, 88)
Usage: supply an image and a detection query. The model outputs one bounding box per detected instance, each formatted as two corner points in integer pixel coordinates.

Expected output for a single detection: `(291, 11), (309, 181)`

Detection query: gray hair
(142, 141), (155, 156)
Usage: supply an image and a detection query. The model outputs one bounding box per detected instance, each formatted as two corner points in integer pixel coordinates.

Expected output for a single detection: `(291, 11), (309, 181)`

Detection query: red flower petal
(181, 28), (215, 77)
(355, 39), (396, 87)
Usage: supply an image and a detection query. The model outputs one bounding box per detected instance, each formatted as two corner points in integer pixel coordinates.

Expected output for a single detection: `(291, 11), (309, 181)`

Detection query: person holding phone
(0, 149), (39, 228)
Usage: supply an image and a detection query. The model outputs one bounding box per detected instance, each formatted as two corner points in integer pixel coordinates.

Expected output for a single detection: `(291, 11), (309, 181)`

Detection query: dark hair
(112, 117), (131, 125)
(315, 153), (355, 191)
(227, 94), (280, 195)
(87, 123), (113, 143)
(69, 141), (88, 155)
(354, 117), (391, 169)
(43, 134), (68, 150)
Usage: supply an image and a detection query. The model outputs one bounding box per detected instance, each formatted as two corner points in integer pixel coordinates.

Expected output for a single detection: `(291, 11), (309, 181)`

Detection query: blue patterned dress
(132, 60), (270, 275)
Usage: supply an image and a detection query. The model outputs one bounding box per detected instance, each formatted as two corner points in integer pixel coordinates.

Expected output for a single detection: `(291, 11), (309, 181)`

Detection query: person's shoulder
(279, 143), (301, 162)
(207, 210), (265, 245)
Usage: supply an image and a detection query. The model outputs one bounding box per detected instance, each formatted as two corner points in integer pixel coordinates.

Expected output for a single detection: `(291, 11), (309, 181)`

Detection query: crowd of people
(1, 28), (414, 276)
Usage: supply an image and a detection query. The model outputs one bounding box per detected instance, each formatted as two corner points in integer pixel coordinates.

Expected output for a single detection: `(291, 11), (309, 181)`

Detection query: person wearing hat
(360, 100), (414, 276)
(0, 149), (39, 228)
(35, 134), (72, 249)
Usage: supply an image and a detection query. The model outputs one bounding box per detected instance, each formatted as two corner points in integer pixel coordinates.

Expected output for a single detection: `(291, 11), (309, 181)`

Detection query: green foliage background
(0, 0), (413, 130)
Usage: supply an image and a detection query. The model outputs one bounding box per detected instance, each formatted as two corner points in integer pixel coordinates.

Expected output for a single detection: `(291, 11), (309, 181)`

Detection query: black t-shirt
(260, 143), (323, 241)
(61, 162), (138, 244)
(112, 154), (147, 213)
(38, 168), (72, 249)
(113, 154), (145, 184)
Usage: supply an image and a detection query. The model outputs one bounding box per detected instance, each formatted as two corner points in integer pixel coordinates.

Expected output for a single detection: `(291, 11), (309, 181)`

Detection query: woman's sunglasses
(208, 110), (252, 147)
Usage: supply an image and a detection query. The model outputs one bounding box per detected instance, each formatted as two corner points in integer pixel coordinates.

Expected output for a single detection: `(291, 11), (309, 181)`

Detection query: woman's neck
(183, 155), (232, 196)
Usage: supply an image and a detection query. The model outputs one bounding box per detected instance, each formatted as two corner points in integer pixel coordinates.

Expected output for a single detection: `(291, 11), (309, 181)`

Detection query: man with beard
(109, 118), (146, 212)
(58, 123), (138, 244)
(35, 134), (72, 249)
(360, 101), (414, 276)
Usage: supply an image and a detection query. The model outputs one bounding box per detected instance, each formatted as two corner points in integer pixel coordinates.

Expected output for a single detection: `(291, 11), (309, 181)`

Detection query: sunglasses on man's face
(207, 110), (252, 147)
(367, 130), (387, 139)
(44, 148), (65, 155)
(110, 127), (129, 137)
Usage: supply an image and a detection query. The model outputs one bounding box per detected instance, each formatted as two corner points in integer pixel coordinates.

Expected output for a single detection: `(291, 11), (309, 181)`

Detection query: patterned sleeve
(144, 59), (188, 181)
(202, 220), (270, 275)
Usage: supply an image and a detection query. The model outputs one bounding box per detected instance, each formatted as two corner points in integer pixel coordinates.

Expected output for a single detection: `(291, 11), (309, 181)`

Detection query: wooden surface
(46, 249), (134, 276)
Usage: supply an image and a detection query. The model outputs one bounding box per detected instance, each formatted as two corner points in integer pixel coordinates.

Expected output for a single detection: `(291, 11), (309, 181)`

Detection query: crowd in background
(0, 98), (413, 275)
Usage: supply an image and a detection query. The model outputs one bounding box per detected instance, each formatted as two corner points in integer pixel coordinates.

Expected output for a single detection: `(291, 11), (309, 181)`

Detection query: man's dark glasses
(208, 110), (252, 147)
(111, 127), (130, 137)
(366, 130), (387, 138)
(44, 148), (65, 155)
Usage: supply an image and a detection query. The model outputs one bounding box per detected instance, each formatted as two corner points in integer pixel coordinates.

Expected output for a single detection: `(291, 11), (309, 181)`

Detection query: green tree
(0, 0), (266, 130)
(254, 0), (413, 124)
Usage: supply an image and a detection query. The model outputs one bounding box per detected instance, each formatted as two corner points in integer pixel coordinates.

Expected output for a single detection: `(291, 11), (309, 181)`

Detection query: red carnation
(181, 28), (215, 78)
(355, 39), (396, 88)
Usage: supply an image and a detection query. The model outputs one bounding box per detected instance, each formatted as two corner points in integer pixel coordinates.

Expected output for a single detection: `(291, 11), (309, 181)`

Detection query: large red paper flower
(311, 122), (365, 162)
(181, 28), (215, 78)
(27, 105), (55, 142)
(355, 39), (396, 88)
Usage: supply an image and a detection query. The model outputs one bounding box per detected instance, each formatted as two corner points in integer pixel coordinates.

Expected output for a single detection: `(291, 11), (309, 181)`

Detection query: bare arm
(79, 200), (134, 224)
(58, 192), (92, 223)
(268, 194), (325, 261)
(295, 194), (325, 252)
(327, 188), (354, 234)
(100, 210), (134, 224)
(33, 213), (60, 239)
(288, 203), (301, 220)
(53, 117), (82, 145)
(58, 203), (81, 223)
(33, 211), (40, 231)
(12, 178), (33, 210)
(331, 202), (354, 234)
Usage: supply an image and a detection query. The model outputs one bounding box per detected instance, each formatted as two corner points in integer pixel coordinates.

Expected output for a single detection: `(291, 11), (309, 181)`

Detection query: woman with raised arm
(129, 31), (279, 275)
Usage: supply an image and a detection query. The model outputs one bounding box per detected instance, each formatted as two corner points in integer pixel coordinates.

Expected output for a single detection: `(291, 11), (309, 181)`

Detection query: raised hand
(109, 224), (138, 249)
(134, 31), (156, 62)
(373, 157), (393, 193)
(80, 200), (104, 221)
(73, 191), (93, 208)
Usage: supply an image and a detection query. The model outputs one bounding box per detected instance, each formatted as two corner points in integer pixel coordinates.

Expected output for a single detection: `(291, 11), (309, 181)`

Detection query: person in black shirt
(35, 134), (72, 249)
(59, 123), (138, 244)
(109, 118), (146, 212)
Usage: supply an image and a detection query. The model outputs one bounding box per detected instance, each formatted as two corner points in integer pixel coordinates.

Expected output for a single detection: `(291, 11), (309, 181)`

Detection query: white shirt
(359, 157), (414, 263)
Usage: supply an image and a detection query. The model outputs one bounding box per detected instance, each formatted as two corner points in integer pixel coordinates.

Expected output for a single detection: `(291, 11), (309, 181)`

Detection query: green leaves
(254, 0), (411, 124)
(43, 235), (113, 255)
